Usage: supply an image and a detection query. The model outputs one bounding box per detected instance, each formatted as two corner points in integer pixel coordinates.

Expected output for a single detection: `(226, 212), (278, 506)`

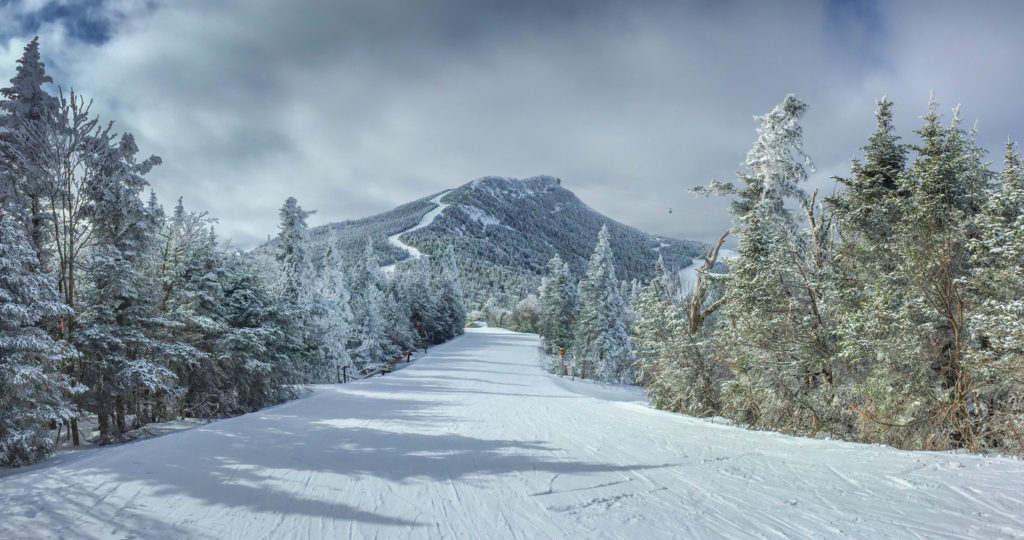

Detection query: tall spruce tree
(312, 246), (353, 383)
(538, 254), (577, 355)
(0, 37), (58, 264)
(573, 225), (634, 383)
(349, 239), (392, 373)
(433, 245), (467, 341)
(274, 197), (325, 382)
(0, 207), (79, 465)
(867, 99), (992, 450)
(966, 139), (1024, 453)
(74, 133), (174, 443)
(698, 95), (844, 436)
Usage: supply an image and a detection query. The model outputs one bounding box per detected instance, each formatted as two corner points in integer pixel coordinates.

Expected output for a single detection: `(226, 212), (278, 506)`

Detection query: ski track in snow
(381, 191), (452, 273)
(678, 248), (735, 296)
(3, 328), (1024, 539)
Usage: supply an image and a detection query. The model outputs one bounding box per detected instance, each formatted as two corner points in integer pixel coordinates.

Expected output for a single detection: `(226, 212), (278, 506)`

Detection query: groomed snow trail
(3, 329), (1024, 539)
(381, 190), (452, 273)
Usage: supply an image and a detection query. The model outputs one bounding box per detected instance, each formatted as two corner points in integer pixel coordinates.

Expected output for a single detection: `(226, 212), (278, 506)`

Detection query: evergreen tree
(275, 197), (315, 305)
(573, 225), (635, 383)
(698, 95), (844, 436)
(633, 255), (727, 416)
(219, 254), (299, 411)
(349, 238), (393, 373)
(147, 200), (231, 418)
(274, 197), (326, 382)
(433, 245), (467, 340)
(966, 138), (1024, 453)
(537, 254), (577, 355)
(74, 133), (174, 443)
(0, 207), (79, 465)
(312, 246), (353, 382)
(860, 99), (993, 450)
(0, 37), (58, 264)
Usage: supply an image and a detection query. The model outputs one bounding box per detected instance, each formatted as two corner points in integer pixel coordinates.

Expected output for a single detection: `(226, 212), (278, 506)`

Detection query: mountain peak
(263, 176), (704, 309)
(464, 175), (562, 200)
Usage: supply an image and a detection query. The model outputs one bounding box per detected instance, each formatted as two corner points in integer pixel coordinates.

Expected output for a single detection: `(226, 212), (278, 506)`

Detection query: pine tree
(396, 258), (441, 346)
(698, 95), (844, 435)
(74, 133), (174, 443)
(433, 245), (467, 340)
(633, 254), (728, 416)
(312, 246), (353, 383)
(829, 98), (910, 426)
(0, 37), (58, 264)
(275, 197), (315, 306)
(573, 225), (635, 383)
(349, 238), (392, 373)
(538, 254), (577, 355)
(219, 254), (299, 411)
(966, 138), (1024, 453)
(147, 199), (232, 418)
(0, 207), (79, 465)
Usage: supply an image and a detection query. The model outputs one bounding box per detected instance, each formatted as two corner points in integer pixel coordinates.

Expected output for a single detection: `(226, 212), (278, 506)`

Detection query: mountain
(263, 175), (705, 309)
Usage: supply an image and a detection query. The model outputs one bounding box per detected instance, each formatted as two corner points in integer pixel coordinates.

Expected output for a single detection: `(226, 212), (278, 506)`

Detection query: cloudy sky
(2, 0), (1022, 249)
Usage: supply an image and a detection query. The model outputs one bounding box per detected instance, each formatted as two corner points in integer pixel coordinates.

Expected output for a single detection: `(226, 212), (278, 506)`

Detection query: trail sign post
(559, 349), (566, 375)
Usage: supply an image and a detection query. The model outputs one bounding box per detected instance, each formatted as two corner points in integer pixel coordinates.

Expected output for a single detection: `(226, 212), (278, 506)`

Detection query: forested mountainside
(254, 193), (441, 268)
(286, 175), (705, 309)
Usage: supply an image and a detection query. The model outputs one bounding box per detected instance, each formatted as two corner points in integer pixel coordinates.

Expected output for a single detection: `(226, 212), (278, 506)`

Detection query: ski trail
(2, 328), (1023, 539)
(678, 248), (735, 296)
(381, 190), (453, 273)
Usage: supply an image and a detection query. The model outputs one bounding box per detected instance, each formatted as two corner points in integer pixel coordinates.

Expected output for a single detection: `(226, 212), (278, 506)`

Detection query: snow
(679, 248), (736, 295)
(381, 190), (452, 273)
(2, 328), (1024, 538)
(462, 205), (501, 228)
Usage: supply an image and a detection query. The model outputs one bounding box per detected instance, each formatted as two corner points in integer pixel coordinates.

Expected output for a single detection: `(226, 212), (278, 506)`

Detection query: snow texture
(678, 248), (735, 296)
(461, 205), (502, 228)
(381, 190), (452, 273)
(2, 328), (1023, 538)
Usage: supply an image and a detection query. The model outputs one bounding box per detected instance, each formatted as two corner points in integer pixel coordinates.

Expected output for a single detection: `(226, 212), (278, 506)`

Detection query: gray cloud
(1, 0), (1021, 249)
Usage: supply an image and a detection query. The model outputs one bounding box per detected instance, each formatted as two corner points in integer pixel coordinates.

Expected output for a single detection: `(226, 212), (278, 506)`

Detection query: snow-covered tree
(275, 197), (315, 306)
(697, 95), (845, 436)
(218, 254), (300, 411)
(432, 245), (467, 340)
(0, 37), (58, 264)
(853, 99), (993, 450)
(273, 196), (330, 382)
(349, 238), (394, 373)
(394, 258), (440, 346)
(0, 207), (79, 465)
(967, 138), (1024, 453)
(537, 254), (577, 354)
(509, 294), (542, 333)
(633, 253), (728, 416)
(573, 225), (635, 383)
(311, 246), (353, 382)
(18, 89), (108, 314)
(74, 132), (175, 443)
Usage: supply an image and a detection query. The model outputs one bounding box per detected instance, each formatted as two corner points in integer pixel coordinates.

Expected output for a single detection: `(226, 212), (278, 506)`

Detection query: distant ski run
(381, 190), (453, 273)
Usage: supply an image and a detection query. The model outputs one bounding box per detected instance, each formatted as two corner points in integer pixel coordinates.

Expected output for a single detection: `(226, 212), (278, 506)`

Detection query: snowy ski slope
(2, 328), (1024, 538)
(380, 190), (452, 273)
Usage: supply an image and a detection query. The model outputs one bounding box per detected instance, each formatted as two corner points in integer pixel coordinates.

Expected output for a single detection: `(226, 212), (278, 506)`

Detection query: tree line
(530, 94), (1024, 456)
(0, 38), (466, 466)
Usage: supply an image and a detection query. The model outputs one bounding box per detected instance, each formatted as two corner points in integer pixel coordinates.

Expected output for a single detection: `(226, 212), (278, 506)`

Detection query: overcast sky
(2, 0), (1022, 249)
